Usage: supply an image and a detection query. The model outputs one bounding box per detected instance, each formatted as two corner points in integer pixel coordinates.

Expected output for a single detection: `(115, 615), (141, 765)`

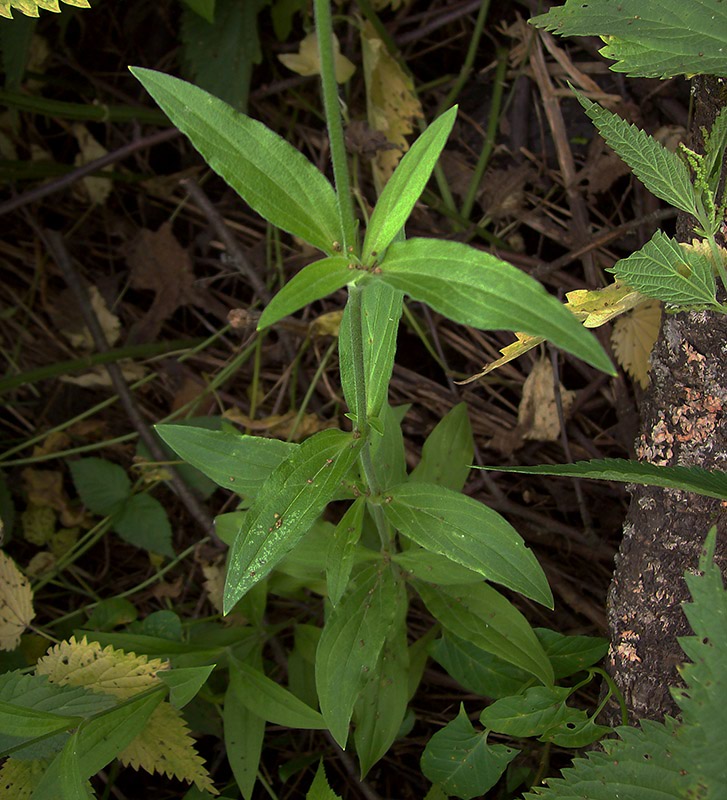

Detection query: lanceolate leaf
(421, 705), (517, 800)
(414, 581), (554, 685)
(530, 0), (727, 79)
(228, 655), (326, 729)
(224, 429), (363, 612)
(609, 231), (718, 308)
(316, 564), (400, 747)
(130, 68), (341, 255)
(326, 497), (365, 607)
(410, 403), (473, 492)
(258, 257), (353, 329)
(382, 482), (552, 606)
(379, 239), (613, 375)
(574, 90), (697, 216)
(156, 424), (295, 497)
(362, 106), (458, 262)
(475, 458), (727, 500)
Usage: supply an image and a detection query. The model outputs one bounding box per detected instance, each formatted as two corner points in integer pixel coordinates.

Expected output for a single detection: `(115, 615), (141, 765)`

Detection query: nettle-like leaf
(524, 528), (727, 798)
(307, 761), (342, 800)
(156, 424), (296, 497)
(530, 0), (727, 79)
(224, 428), (364, 612)
(0, 550), (34, 651)
(574, 89), (698, 217)
(476, 458), (727, 500)
(131, 68), (342, 255)
(382, 482), (553, 606)
(0, 0), (89, 19)
(316, 563), (402, 747)
(609, 230), (719, 308)
(421, 704), (517, 800)
(34, 636), (216, 794)
(379, 238), (614, 375)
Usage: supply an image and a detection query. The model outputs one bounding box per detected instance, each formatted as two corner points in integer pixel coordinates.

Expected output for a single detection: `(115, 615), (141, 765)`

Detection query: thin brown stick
(43, 229), (221, 547)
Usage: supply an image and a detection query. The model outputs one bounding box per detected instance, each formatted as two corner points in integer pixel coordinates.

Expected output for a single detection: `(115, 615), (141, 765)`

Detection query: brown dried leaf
(611, 299), (661, 389)
(518, 358), (576, 442)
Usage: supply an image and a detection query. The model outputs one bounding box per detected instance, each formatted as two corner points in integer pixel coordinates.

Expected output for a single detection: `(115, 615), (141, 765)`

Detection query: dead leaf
(72, 123), (112, 205)
(309, 310), (343, 338)
(222, 409), (335, 441)
(56, 284), (121, 351)
(26, 551), (56, 578)
(0, 552), (35, 651)
(361, 21), (423, 192)
(201, 561), (225, 615)
(61, 360), (147, 388)
(612, 299), (661, 389)
(279, 32), (355, 83)
(21, 468), (84, 527)
(31, 430), (71, 458)
(564, 282), (645, 328)
(518, 358), (576, 441)
(457, 332), (544, 384)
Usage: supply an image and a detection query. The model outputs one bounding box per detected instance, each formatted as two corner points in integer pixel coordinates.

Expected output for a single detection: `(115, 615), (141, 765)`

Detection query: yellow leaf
(518, 358), (576, 442)
(59, 284), (121, 350)
(361, 21), (423, 192)
(309, 309), (343, 338)
(0, 758), (47, 800)
(457, 332), (544, 384)
(278, 32), (355, 83)
(0, 551), (35, 651)
(21, 503), (56, 546)
(36, 636), (217, 794)
(72, 124), (112, 205)
(611, 299), (661, 389)
(564, 281), (644, 328)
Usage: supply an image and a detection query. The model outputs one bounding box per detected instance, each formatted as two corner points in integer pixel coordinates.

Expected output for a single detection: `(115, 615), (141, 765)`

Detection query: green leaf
(353, 583), (409, 776)
(339, 280), (404, 420)
(379, 238), (613, 375)
(224, 428), (363, 612)
(704, 107), (727, 193)
(326, 497), (365, 607)
(258, 256), (352, 329)
(85, 598), (138, 632)
(574, 88), (698, 217)
(179, 0), (269, 111)
(113, 493), (174, 557)
(476, 458), (727, 500)
(421, 705), (517, 800)
(228, 655), (326, 729)
(382, 482), (552, 606)
(546, 712), (612, 748)
(369, 403), (409, 490)
(130, 68), (342, 254)
(393, 548), (483, 585)
(535, 629), (609, 681)
(530, 0), (727, 79)
(224, 665), (265, 800)
(180, 0), (215, 23)
(156, 424), (296, 497)
(306, 761), (342, 800)
(609, 230), (718, 307)
(480, 685), (574, 738)
(414, 581), (554, 685)
(0, 699), (79, 741)
(430, 634), (531, 700)
(158, 665), (215, 709)
(70, 458), (131, 516)
(316, 564), (400, 747)
(410, 403), (473, 492)
(363, 106), (458, 262)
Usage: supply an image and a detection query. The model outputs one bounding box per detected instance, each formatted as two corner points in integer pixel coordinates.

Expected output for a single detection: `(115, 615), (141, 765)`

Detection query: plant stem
(346, 282), (369, 434)
(314, 0), (357, 253)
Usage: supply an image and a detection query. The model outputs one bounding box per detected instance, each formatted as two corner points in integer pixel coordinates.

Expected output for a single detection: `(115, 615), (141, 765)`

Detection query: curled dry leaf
(72, 123), (113, 206)
(611, 299), (661, 389)
(518, 358), (576, 442)
(278, 32), (355, 83)
(0, 551), (35, 651)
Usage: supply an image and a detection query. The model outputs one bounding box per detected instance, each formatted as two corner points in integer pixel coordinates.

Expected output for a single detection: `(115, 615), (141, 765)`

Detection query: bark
(603, 75), (727, 725)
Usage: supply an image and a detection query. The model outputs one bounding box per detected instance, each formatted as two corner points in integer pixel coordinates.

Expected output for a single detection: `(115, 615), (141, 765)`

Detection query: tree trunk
(603, 75), (727, 725)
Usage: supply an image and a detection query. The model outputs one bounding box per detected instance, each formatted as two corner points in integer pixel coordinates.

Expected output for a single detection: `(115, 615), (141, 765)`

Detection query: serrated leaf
(306, 761), (342, 800)
(69, 457), (130, 516)
(180, 0), (266, 111)
(316, 564), (400, 747)
(339, 280), (404, 421)
(353, 597), (409, 776)
(573, 89), (698, 215)
(224, 428), (364, 612)
(475, 458), (727, 500)
(156, 424), (296, 497)
(363, 106), (457, 261)
(414, 582), (553, 685)
(612, 299), (661, 389)
(430, 634), (531, 700)
(257, 256), (352, 329)
(0, 551), (34, 651)
(530, 0), (727, 79)
(0, 758), (49, 800)
(421, 705), (517, 800)
(382, 482), (552, 606)
(609, 230), (718, 308)
(326, 497), (365, 607)
(130, 68), (341, 255)
(379, 238), (614, 375)
(113, 492), (174, 557)
(158, 665), (215, 709)
(228, 654), (326, 729)
(410, 403), (473, 492)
